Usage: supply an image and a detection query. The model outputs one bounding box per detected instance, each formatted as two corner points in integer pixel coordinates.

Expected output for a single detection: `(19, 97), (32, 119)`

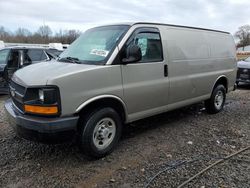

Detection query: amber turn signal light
(24, 105), (58, 115)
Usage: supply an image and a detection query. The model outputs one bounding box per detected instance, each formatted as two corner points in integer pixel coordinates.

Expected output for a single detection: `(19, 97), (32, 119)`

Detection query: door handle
(164, 64), (168, 77)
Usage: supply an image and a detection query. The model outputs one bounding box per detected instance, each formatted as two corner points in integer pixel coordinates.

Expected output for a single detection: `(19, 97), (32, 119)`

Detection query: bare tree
(235, 25), (250, 50)
(36, 25), (52, 37)
(0, 25), (80, 44)
(13, 28), (32, 43)
(64, 30), (81, 43)
(16, 28), (31, 37)
(53, 29), (81, 44)
(0, 26), (10, 41)
(36, 25), (52, 43)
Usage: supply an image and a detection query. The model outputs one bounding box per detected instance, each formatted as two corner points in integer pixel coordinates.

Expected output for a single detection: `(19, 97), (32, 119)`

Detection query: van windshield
(0, 49), (10, 65)
(58, 25), (129, 65)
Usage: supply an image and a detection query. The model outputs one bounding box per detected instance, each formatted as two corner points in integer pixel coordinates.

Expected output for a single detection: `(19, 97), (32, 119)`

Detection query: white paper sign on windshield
(90, 49), (109, 57)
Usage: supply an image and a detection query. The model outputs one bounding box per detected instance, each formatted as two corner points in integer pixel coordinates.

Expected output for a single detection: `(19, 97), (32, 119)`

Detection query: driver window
(133, 32), (163, 63)
(134, 33), (163, 63)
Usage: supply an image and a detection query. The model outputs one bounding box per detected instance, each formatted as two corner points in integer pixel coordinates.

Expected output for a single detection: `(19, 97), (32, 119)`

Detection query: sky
(0, 0), (250, 35)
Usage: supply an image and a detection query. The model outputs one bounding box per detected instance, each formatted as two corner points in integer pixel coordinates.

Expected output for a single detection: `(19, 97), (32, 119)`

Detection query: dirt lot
(0, 87), (250, 188)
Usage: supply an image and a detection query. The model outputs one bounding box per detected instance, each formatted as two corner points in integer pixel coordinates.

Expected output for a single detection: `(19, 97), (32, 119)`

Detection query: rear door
(121, 27), (169, 120)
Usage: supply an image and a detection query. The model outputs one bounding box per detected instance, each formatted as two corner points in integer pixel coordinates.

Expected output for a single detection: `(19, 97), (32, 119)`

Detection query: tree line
(0, 25), (81, 44)
(1, 24), (250, 49)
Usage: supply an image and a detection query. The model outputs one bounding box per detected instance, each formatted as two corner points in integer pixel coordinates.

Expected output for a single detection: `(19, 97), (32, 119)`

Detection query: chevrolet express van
(5, 22), (237, 158)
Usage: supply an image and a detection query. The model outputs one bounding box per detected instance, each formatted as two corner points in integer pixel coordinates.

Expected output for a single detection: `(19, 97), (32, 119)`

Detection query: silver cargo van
(5, 22), (237, 158)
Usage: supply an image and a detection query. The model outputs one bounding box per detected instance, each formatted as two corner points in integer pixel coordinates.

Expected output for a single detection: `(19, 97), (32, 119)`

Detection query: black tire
(236, 81), (239, 86)
(205, 84), (226, 114)
(78, 107), (122, 159)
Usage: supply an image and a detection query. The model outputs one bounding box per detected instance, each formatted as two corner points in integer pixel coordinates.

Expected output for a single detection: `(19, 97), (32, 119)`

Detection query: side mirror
(122, 44), (142, 64)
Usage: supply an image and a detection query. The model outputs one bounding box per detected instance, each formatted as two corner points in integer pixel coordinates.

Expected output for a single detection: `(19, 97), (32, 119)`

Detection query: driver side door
(121, 27), (169, 121)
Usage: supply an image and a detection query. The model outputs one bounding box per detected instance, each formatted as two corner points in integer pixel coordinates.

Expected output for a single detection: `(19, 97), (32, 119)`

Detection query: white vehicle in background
(49, 43), (64, 51)
(0, 41), (4, 49)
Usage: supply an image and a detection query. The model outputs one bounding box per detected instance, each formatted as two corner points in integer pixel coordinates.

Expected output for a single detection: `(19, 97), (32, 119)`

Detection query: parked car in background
(237, 56), (250, 85)
(0, 47), (59, 94)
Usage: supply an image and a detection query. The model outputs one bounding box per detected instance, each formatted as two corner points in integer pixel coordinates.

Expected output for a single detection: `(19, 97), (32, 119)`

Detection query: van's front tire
(78, 107), (122, 159)
(205, 84), (226, 114)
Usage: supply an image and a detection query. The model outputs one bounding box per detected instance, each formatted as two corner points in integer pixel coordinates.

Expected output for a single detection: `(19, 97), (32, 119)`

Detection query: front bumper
(4, 99), (79, 143)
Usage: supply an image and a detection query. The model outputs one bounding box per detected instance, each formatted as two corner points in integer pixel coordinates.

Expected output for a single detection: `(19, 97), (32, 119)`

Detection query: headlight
(24, 86), (61, 116)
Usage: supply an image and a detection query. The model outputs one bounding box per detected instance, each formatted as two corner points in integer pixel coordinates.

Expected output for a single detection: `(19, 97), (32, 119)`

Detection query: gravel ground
(0, 86), (249, 188)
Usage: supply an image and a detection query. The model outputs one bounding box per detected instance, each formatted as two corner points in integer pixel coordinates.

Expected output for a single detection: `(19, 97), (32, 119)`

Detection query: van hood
(237, 60), (250, 69)
(12, 60), (100, 86)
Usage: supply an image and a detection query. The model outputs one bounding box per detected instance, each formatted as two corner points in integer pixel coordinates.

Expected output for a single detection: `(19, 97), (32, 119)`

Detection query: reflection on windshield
(59, 25), (129, 65)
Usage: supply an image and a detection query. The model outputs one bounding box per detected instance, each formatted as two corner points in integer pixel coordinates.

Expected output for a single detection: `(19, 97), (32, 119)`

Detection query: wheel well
(214, 76), (228, 92)
(77, 98), (127, 123)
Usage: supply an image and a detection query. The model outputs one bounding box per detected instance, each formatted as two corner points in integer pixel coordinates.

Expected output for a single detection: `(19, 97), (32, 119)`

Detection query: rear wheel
(78, 107), (122, 158)
(205, 84), (226, 114)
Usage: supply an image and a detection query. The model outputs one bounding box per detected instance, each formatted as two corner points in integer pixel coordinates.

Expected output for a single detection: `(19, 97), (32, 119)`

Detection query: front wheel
(78, 107), (122, 158)
(205, 84), (226, 114)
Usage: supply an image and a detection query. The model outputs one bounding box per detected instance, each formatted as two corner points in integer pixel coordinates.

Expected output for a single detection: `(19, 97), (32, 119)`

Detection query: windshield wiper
(58, 57), (81, 64)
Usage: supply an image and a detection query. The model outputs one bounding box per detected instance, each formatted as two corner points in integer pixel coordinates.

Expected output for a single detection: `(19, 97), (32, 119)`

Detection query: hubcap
(214, 90), (224, 109)
(93, 117), (116, 150)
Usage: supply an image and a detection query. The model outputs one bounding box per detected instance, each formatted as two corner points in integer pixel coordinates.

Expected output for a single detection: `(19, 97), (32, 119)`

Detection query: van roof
(108, 22), (230, 34)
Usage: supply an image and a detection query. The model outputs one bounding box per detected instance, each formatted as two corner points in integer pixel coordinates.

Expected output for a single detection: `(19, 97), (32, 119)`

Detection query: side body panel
(165, 27), (237, 106)
(48, 65), (124, 117)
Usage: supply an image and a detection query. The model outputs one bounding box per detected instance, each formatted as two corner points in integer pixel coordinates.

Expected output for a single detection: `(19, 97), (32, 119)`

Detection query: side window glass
(40, 51), (48, 61)
(134, 32), (163, 63)
(8, 51), (20, 68)
(27, 49), (43, 61)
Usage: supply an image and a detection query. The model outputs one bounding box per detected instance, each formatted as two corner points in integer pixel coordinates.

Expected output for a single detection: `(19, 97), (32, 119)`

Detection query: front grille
(9, 80), (26, 112)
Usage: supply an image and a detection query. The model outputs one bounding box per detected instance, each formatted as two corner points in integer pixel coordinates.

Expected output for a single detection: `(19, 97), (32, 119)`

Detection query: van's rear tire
(205, 84), (226, 114)
(78, 107), (122, 159)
